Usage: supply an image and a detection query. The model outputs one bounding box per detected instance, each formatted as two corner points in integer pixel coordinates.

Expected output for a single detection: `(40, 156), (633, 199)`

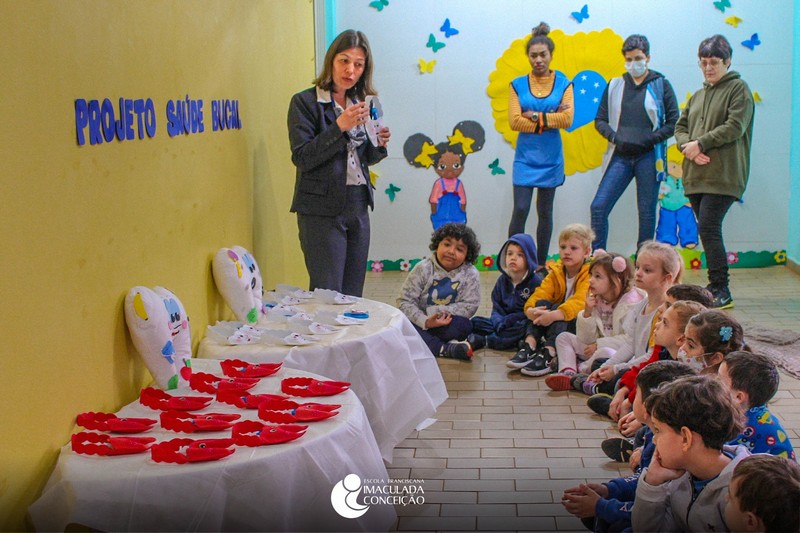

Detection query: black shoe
(711, 286), (734, 309)
(601, 437), (635, 462)
(507, 343), (536, 369)
(520, 346), (554, 377)
(587, 393), (614, 418)
(440, 341), (473, 361)
(570, 373), (589, 392)
(467, 333), (485, 351)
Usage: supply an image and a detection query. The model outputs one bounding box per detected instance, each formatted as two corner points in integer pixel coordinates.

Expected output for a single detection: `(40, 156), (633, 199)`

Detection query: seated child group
(396, 222), (799, 533)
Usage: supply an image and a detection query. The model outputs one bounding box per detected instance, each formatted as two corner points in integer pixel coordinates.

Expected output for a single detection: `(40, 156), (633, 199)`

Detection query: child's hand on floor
(425, 311), (452, 329)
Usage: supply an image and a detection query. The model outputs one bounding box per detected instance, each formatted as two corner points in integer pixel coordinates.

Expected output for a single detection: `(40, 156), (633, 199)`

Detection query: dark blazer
(287, 87), (388, 216)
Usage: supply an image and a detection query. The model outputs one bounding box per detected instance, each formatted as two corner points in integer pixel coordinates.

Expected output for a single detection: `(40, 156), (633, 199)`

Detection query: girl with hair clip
(545, 251), (644, 391)
(680, 308), (747, 374)
(507, 22), (574, 269)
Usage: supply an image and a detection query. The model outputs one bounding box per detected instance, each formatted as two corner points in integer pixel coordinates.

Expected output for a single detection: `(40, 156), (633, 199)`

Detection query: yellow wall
(0, 1), (312, 530)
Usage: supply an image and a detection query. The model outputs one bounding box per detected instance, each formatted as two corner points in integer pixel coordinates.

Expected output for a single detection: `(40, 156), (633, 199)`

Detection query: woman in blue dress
(508, 22), (574, 268)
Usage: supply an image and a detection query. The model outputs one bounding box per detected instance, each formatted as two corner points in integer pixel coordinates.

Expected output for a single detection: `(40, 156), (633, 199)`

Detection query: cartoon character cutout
(656, 144), (698, 248)
(428, 277), (460, 306)
(124, 286), (192, 390)
(211, 245), (265, 324)
(403, 120), (486, 230)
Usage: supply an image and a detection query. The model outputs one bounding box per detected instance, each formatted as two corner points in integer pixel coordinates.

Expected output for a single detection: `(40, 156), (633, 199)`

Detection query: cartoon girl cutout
(403, 120), (485, 230)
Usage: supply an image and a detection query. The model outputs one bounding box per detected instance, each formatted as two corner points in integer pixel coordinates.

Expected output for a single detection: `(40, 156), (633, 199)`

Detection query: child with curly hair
(397, 223), (481, 361)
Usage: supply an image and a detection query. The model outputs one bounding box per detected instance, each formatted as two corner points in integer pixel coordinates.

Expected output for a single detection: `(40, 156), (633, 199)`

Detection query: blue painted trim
(790, 0), (800, 263)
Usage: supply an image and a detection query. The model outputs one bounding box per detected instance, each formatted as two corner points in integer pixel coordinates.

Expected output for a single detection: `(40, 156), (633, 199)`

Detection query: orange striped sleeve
(508, 85), (538, 133)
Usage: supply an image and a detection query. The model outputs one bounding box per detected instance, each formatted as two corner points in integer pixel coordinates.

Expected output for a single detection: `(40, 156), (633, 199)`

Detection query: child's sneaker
(570, 373), (589, 393)
(544, 370), (576, 391)
(587, 393), (614, 418)
(507, 343), (536, 369)
(520, 346), (554, 377)
(466, 333), (485, 351)
(601, 437), (635, 462)
(440, 340), (473, 361)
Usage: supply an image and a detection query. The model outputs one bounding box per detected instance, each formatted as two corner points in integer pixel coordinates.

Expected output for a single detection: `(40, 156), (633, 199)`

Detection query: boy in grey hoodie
(633, 374), (750, 532)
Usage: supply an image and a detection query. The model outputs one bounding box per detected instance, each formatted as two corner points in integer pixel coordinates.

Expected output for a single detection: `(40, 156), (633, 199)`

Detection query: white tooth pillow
(124, 286), (192, 390)
(212, 245), (265, 324)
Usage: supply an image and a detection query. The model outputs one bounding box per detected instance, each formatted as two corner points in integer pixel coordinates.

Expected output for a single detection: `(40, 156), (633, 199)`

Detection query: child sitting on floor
(633, 375), (749, 532)
(397, 223), (481, 361)
(507, 223), (594, 377)
(545, 251), (644, 390)
(724, 454), (800, 533)
(720, 351), (796, 460)
(579, 241), (683, 416)
(561, 360), (697, 533)
(680, 309), (747, 374)
(468, 233), (541, 351)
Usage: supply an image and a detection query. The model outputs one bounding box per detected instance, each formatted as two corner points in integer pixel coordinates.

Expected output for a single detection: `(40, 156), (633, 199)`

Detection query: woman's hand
(376, 126), (391, 147)
(336, 102), (370, 132)
(681, 140), (711, 165)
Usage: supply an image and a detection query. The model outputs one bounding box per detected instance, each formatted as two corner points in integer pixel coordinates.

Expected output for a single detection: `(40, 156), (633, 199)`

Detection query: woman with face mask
(591, 34), (680, 254)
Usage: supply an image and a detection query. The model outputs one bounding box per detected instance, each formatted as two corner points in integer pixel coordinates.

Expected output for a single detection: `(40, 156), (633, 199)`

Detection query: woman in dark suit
(287, 30), (391, 297)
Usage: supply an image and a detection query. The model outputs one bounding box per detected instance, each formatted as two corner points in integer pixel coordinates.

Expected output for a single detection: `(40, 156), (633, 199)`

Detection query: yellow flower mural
(487, 28), (624, 176)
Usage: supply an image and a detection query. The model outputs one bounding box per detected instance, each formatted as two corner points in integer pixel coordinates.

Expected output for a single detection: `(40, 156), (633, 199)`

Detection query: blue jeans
(471, 316), (528, 350)
(591, 150), (659, 251)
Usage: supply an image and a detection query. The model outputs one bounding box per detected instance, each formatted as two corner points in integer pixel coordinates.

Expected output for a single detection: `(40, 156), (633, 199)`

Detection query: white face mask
(625, 60), (647, 78)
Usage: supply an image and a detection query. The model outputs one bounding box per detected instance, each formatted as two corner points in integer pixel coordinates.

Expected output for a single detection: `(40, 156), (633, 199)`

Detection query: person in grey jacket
(633, 375), (750, 532)
(287, 30), (391, 297)
(675, 34), (754, 310)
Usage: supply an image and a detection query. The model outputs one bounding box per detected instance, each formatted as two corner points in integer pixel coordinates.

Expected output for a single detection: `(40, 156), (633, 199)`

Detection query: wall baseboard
(788, 258), (800, 275)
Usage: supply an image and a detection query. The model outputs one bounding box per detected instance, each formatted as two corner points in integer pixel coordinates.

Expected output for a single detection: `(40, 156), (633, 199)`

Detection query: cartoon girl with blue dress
(403, 121), (485, 230)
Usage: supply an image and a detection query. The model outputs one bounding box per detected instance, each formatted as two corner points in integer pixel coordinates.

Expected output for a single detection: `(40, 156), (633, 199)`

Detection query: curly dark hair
(645, 375), (744, 450)
(429, 223), (481, 265)
(526, 22), (555, 54)
(687, 309), (746, 355)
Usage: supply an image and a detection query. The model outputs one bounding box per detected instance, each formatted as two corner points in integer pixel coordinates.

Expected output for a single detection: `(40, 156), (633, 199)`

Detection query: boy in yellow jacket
(508, 223), (593, 376)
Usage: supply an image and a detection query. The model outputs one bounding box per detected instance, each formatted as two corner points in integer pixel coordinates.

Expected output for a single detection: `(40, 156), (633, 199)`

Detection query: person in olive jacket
(675, 34), (754, 310)
(287, 30), (391, 297)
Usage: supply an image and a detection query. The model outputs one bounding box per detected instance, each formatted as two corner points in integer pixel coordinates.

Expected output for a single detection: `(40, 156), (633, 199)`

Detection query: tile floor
(362, 266), (800, 532)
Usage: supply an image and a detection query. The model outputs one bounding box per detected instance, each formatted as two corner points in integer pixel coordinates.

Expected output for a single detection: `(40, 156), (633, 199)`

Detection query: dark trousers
(508, 186), (556, 266)
(524, 299), (576, 348)
(414, 315), (473, 356)
(687, 193), (737, 290)
(297, 185), (370, 297)
(471, 316), (528, 350)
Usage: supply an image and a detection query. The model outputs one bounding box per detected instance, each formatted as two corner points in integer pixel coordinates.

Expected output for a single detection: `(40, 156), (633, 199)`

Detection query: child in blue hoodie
(467, 234), (541, 351)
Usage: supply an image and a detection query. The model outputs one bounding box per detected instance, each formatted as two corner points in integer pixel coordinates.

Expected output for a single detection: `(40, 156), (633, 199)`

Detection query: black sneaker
(507, 343), (536, 369)
(467, 333), (486, 351)
(440, 341), (473, 361)
(587, 393), (613, 418)
(570, 373), (589, 392)
(711, 286), (735, 309)
(520, 347), (554, 377)
(601, 437), (635, 462)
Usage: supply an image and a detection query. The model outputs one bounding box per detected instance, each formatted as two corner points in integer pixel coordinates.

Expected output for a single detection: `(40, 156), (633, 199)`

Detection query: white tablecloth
(29, 361), (395, 532)
(197, 298), (448, 462)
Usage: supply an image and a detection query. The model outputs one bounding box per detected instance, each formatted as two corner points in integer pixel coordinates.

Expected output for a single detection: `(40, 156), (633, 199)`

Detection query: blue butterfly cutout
(488, 159), (506, 175)
(571, 4), (589, 23)
(440, 18), (459, 38)
(713, 0), (731, 12)
(369, 0), (388, 11)
(426, 33), (445, 53)
(741, 33), (760, 50)
(385, 183), (401, 202)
